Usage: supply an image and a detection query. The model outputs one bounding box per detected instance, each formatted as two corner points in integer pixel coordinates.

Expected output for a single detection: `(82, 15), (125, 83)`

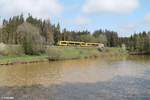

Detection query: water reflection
(0, 76), (150, 100)
(0, 56), (149, 86)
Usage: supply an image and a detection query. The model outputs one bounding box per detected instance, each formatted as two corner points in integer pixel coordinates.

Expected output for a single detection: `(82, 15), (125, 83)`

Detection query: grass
(0, 55), (48, 64)
(46, 47), (101, 60)
(0, 45), (24, 56)
(0, 45), (128, 64)
(100, 47), (128, 56)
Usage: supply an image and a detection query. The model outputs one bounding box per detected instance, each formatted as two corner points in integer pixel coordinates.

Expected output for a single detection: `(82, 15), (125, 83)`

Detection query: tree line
(0, 14), (150, 54)
(119, 32), (150, 54)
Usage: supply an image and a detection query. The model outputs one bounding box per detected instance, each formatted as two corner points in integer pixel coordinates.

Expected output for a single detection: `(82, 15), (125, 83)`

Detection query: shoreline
(0, 47), (127, 66)
(0, 55), (100, 66)
(129, 52), (150, 55)
(0, 55), (48, 66)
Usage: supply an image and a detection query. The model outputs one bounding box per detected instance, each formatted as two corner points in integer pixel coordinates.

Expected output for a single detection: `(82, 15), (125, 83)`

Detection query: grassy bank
(46, 47), (102, 60)
(0, 45), (127, 65)
(46, 47), (128, 60)
(101, 47), (128, 56)
(0, 55), (48, 65)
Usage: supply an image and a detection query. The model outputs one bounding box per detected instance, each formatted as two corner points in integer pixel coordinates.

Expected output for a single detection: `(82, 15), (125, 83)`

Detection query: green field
(46, 47), (102, 60)
(0, 45), (127, 65)
(0, 55), (48, 64)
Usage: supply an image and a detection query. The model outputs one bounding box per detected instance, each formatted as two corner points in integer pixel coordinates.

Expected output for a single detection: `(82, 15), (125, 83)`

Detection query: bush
(17, 22), (46, 55)
(0, 44), (24, 56)
(46, 47), (101, 60)
(46, 48), (62, 60)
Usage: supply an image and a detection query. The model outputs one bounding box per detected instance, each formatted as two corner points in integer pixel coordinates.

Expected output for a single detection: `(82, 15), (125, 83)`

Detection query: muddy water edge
(0, 55), (150, 100)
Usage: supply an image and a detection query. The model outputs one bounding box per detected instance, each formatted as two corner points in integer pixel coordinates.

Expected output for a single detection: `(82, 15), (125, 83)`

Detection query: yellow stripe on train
(57, 41), (104, 48)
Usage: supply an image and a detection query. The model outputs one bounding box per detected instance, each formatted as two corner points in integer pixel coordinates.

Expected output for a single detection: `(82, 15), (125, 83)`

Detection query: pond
(0, 56), (150, 100)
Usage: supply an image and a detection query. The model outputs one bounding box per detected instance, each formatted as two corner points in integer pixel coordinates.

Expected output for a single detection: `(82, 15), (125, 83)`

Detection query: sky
(0, 0), (150, 37)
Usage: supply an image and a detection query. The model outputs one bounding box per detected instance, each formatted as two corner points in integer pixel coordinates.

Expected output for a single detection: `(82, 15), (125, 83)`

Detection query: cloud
(0, 0), (63, 18)
(119, 13), (150, 37)
(119, 23), (138, 36)
(82, 0), (139, 14)
(144, 13), (150, 22)
(74, 16), (91, 25)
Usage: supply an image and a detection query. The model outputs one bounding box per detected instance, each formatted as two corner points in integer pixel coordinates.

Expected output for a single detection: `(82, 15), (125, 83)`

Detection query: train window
(94, 44), (98, 46)
(69, 43), (75, 45)
(75, 43), (80, 45)
(61, 42), (67, 44)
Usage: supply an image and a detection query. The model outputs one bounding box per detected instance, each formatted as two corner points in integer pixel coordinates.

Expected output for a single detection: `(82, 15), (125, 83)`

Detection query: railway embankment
(46, 46), (127, 61)
(0, 46), (127, 66)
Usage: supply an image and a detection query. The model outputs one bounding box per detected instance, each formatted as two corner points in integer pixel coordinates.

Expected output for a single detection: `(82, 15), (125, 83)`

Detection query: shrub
(46, 48), (62, 60)
(0, 44), (24, 56)
(17, 22), (46, 55)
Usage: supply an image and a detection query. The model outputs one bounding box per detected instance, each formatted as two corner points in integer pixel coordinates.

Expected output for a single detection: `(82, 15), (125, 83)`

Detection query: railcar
(58, 41), (104, 48)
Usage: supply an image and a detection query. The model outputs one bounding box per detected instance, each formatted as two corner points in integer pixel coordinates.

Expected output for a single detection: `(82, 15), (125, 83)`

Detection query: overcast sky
(0, 0), (150, 37)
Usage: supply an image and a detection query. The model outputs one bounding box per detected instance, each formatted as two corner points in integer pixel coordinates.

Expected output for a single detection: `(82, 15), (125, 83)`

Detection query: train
(57, 41), (104, 48)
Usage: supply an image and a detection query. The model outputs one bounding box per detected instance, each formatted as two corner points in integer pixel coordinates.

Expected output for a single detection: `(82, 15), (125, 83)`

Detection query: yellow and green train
(57, 41), (104, 48)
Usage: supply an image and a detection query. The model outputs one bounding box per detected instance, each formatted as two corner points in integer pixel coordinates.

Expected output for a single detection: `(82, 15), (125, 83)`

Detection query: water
(0, 56), (150, 100)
